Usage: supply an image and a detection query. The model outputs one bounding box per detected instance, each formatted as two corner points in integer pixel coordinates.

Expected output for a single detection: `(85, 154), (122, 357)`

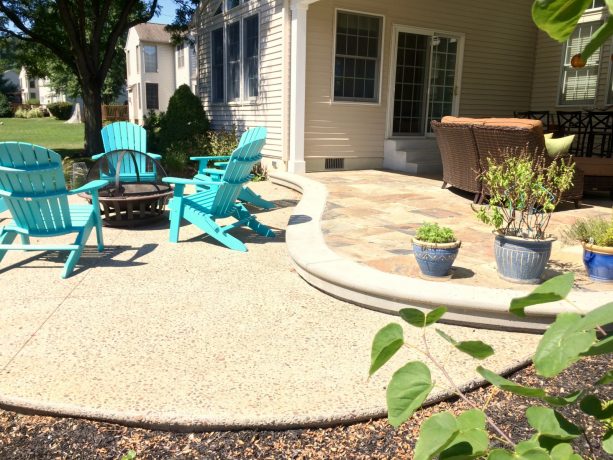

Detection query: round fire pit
(80, 149), (173, 227)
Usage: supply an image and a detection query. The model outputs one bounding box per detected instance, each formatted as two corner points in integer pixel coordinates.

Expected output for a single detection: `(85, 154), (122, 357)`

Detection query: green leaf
(579, 395), (613, 420)
(604, 428), (613, 454)
(579, 17), (613, 62)
(440, 410), (489, 460)
(576, 302), (613, 331)
(532, 0), (593, 42)
(509, 273), (574, 317)
(414, 412), (458, 460)
(549, 443), (582, 460)
(526, 407), (583, 440)
(487, 449), (514, 460)
(534, 313), (596, 377)
(597, 369), (613, 385)
(488, 440), (551, 460)
(582, 334), (613, 357)
(436, 330), (495, 360)
(477, 366), (582, 406)
(386, 361), (434, 428)
(369, 323), (404, 376)
(426, 306), (447, 325)
(399, 308), (426, 327)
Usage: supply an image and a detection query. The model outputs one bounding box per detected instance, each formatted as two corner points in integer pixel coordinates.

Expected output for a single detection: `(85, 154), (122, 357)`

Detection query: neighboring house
(18, 67), (68, 105)
(2, 70), (21, 103)
(193, 0), (610, 174)
(125, 22), (198, 124)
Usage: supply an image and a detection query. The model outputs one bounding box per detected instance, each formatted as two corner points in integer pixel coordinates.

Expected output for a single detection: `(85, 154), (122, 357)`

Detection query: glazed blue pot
(412, 239), (461, 278)
(583, 244), (613, 283)
(494, 233), (554, 284)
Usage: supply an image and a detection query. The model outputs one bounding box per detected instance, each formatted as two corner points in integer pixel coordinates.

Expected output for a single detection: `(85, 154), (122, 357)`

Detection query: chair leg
(574, 199), (580, 209)
(0, 230), (17, 263)
(19, 234), (30, 244)
(441, 181), (448, 189)
(234, 204), (275, 238)
(238, 186), (276, 209)
(95, 215), (104, 252)
(200, 215), (247, 252)
(62, 226), (91, 279)
(168, 201), (184, 243)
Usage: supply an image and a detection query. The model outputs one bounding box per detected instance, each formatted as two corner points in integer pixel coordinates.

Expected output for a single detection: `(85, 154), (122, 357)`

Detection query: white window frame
(143, 45), (158, 73)
(330, 8), (385, 105)
(136, 45), (140, 74)
(385, 24), (465, 139)
(177, 45), (185, 68)
(557, 6), (606, 107)
(126, 50), (131, 75)
(208, 7), (260, 105)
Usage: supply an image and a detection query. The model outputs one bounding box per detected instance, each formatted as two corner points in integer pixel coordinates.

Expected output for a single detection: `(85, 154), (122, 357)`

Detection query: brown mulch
(0, 356), (610, 460)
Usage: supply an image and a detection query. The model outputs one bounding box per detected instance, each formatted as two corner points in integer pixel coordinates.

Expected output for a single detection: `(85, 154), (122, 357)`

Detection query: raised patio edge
(270, 172), (611, 333)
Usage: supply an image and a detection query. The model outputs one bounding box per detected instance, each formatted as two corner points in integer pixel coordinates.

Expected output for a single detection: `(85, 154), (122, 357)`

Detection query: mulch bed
(0, 355), (610, 459)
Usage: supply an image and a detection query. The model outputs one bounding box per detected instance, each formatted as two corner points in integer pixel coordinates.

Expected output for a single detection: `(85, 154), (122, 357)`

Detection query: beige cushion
(440, 116), (487, 125)
(481, 118), (545, 136)
(545, 135), (575, 157)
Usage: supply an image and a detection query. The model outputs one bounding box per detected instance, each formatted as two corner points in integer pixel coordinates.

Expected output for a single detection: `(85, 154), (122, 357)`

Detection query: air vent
(325, 158), (345, 170)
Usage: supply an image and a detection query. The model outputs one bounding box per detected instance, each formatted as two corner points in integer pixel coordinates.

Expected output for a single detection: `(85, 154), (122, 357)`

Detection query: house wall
(195, 0), (287, 167)
(304, 0), (537, 172)
(175, 42), (198, 93)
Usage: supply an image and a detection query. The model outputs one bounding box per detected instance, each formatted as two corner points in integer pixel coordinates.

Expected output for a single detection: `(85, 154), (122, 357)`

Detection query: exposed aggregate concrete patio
(0, 180), (543, 431)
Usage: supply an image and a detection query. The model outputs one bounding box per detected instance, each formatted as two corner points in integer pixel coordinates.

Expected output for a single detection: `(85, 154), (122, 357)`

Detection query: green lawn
(0, 117), (85, 157)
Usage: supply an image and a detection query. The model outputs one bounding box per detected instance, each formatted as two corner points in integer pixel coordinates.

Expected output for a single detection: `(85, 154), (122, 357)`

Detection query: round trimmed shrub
(158, 84), (209, 151)
(47, 102), (74, 120)
(0, 93), (13, 117)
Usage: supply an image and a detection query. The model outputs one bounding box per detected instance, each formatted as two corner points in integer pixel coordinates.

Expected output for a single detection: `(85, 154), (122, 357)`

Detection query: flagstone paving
(312, 170), (613, 292)
(0, 180), (543, 430)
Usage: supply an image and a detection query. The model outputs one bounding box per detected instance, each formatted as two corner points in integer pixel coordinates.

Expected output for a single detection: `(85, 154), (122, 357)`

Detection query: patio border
(271, 171), (611, 333)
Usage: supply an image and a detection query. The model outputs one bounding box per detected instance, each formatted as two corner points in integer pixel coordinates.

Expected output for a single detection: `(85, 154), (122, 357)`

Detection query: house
(193, 0), (610, 174)
(125, 22), (198, 124)
(2, 70), (21, 103)
(18, 68), (68, 105)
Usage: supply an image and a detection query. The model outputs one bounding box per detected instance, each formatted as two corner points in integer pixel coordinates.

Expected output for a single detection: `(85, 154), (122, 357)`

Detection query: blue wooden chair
(92, 121), (161, 182)
(163, 127), (275, 252)
(0, 142), (108, 278)
(0, 197), (6, 213)
(191, 127), (275, 209)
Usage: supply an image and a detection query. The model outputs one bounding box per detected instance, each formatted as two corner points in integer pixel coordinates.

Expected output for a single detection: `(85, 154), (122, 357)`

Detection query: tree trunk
(81, 83), (103, 156)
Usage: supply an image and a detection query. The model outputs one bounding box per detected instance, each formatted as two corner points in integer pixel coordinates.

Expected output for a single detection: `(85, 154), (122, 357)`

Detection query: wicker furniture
(432, 117), (584, 207)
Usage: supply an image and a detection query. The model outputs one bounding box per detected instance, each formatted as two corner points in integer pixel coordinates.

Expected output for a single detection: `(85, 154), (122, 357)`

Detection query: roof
(132, 22), (172, 43)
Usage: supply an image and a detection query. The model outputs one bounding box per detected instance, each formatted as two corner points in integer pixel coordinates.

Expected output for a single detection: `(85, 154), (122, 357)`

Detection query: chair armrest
(69, 179), (109, 195)
(146, 152), (162, 160)
(91, 152), (106, 161)
(198, 168), (227, 176)
(162, 177), (221, 186)
(189, 155), (232, 162)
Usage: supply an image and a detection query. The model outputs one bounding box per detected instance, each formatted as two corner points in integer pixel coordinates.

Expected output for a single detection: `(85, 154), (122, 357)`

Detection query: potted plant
(564, 214), (613, 282)
(412, 222), (461, 279)
(474, 148), (575, 284)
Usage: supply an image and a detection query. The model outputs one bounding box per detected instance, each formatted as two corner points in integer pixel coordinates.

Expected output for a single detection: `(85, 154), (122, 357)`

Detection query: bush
(143, 109), (164, 152)
(158, 84), (209, 151)
(0, 93), (13, 117)
(415, 222), (456, 243)
(207, 127), (238, 156)
(47, 102), (74, 120)
(162, 143), (193, 177)
(26, 107), (44, 118)
(564, 214), (613, 247)
(14, 107), (27, 118)
(26, 98), (40, 105)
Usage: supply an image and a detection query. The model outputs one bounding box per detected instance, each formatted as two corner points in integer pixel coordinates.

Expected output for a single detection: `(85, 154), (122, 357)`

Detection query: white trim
(329, 8), (385, 105)
(385, 24), (464, 139)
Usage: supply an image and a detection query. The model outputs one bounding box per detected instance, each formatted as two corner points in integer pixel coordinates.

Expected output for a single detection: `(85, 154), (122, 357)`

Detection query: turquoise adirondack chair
(0, 197), (6, 213)
(0, 142), (108, 278)
(163, 128), (275, 251)
(191, 127), (275, 209)
(92, 121), (161, 182)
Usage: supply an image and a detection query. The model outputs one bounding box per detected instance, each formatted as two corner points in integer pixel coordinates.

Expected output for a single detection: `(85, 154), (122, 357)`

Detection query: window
(227, 0), (240, 10)
(243, 15), (259, 98)
(226, 22), (241, 101)
(146, 83), (159, 109)
(137, 83), (141, 110)
(211, 27), (224, 102)
(143, 45), (157, 73)
(126, 50), (131, 75)
(177, 45), (185, 68)
(30, 92), (36, 99)
(136, 45), (140, 73)
(29, 79), (35, 89)
(333, 11), (382, 102)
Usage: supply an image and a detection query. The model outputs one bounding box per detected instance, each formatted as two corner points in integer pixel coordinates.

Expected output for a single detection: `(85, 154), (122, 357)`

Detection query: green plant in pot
(474, 148), (574, 284)
(412, 222), (461, 279)
(564, 213), (613, 283)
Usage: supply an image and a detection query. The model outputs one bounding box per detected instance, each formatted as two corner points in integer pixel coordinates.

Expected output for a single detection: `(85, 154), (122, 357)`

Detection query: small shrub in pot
(412, 222), (461, 279)
(564, 213), (613, 282)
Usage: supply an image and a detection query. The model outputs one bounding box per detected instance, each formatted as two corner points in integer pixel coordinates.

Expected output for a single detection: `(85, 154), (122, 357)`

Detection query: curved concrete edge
(0, 357), (533, 432)
(271, 172), (611, 333)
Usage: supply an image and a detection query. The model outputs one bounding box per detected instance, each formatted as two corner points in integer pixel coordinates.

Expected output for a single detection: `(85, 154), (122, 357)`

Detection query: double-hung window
(210, 13), (259, 103)
(333, 11), (382, 102)
(177, 45), (185, 68)
(559, 1), (606, 105)
(146, 83), (159, 110)
(143, 45), (158, 73)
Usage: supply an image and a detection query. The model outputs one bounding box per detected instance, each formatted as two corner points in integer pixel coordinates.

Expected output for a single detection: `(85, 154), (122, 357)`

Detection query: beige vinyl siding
(305, 0), (537, 171)
(196, 0), (286, 165)
(531, 29), (612, 111)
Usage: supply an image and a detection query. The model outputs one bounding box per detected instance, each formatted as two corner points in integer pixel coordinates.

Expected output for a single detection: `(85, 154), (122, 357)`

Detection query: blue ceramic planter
(494, 233), (554, 284)
(412, 239), (461, 278)
(583, 244), (613, 283)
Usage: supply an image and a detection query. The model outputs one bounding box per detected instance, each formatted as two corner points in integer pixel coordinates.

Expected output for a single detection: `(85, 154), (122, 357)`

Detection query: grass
(0, 117), (85, 157)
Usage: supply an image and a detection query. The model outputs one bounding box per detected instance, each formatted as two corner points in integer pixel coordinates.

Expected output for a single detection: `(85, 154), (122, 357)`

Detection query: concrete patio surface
(0, 180), (543, 430)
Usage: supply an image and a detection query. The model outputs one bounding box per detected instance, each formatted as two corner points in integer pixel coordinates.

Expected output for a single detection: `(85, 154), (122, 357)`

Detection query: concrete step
(404, 160), (443, 175)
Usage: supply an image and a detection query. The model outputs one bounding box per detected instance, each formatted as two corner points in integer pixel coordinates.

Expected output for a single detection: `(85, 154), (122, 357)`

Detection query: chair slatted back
(101, 122), (152, 176)
(0, 142), (72, 234)
(210, 127), (266, 216)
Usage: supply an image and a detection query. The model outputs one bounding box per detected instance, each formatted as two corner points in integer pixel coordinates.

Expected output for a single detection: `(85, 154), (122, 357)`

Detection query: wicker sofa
(431, 117), (584, 207)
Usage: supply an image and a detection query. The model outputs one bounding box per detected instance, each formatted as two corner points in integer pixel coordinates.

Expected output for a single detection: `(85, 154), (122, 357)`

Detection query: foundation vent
(325, 158), (345, 170)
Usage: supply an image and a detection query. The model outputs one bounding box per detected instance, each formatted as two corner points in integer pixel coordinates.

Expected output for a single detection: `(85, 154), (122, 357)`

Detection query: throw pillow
(545, 134), (575, 157)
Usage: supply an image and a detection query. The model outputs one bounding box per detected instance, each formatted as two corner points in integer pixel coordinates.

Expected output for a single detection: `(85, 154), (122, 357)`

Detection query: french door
(389, 26), (463, 137)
